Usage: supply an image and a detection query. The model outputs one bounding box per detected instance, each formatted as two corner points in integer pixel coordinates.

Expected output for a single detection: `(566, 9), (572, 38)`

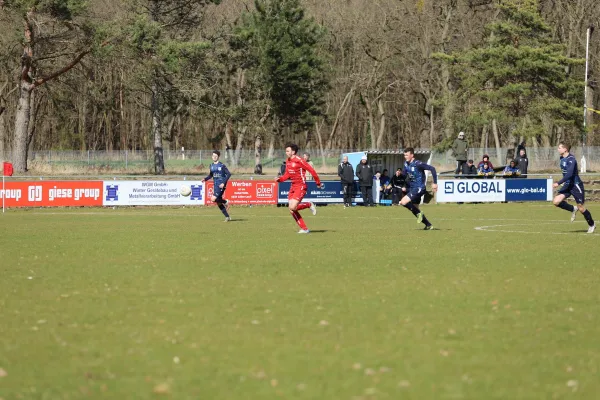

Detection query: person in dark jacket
(356, 155), (375, 206)
(461, 159), (477, 178)
(338, 155), (355, 207)
(515, 149), (528, 178)
(452, 131), (469, 176)
(390, 168), (406, 205)
(516, 141), (526, 156)
(278, 160), (287, 177)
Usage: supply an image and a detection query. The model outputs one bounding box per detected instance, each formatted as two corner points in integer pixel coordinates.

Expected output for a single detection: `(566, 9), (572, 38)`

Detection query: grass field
(1, 203), (599, 399)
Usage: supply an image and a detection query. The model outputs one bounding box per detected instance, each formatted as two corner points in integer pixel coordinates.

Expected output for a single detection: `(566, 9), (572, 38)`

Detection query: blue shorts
(407, 188), (426, 203)
(213, 185), (227, 200)
(559, 183), (585, 204)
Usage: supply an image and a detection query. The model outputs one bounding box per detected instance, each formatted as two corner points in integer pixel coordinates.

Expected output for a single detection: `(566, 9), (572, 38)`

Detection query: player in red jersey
(276, 143), (324, 233)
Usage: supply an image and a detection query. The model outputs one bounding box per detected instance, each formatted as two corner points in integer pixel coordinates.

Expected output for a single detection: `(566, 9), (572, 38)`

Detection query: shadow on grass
(308, 230), (332, 233)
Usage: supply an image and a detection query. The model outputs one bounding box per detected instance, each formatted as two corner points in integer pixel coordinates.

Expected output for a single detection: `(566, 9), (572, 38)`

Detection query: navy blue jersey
(557, 154), (582, 189)
(402, 159), (438, 190)
(204, 161), (231, 187)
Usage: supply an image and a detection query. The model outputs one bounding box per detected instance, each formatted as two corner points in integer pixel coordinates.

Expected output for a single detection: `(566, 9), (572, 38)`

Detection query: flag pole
(582, 25), (594, 173)
(584, 26), (593, 139)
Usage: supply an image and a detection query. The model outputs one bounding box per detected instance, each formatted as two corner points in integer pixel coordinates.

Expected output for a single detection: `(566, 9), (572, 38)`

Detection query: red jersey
(277, 155), (321, 187)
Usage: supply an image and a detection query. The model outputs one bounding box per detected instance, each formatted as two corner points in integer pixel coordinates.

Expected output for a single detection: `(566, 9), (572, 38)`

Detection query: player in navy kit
(202, 150), (232, 221)
(552, 143), (595, 233)
(400, 147), (438, 230)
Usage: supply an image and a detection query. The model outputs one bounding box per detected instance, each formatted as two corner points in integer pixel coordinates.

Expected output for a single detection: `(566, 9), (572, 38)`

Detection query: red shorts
(288, 185), (307, 201)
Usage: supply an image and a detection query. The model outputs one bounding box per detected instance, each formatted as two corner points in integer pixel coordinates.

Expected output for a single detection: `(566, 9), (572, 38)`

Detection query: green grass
(1, 203), (599, 399)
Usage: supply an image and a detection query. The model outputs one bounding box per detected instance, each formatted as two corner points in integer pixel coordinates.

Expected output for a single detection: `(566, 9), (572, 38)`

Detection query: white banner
(437, 179), (506, 203)
(103, 181), (205, 206)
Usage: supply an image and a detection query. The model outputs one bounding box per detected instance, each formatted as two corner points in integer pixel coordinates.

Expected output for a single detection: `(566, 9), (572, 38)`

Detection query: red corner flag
(3, 162), (13, 177)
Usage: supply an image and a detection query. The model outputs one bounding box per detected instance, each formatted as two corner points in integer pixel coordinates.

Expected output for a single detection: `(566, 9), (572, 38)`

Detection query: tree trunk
(375, 97), (386, 149)
(362, 92), (377, 150)
(441, 64), (455, 139)
(480, 124), (487, 152)
(234, 125), (246, 167)
(13, 82), (33, 172)
(328, 87), (354, 150)
(314, 121), (327, 169)
(151, 81), (165, 174)
(254, 134), (262, 174)
(267, 136), (275, 159)
(429, 105), (435, 148)
(0, 105), (6, 161)
(225, 121), (235, 164)
(532, 134), (539, 165)
(26, 89), (41, 163)
(492, 119), (501, 166)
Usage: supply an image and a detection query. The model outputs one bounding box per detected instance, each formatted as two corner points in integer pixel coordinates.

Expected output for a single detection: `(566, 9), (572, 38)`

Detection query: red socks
(297, 202), (311, 211)
(290, 210), (308, 230)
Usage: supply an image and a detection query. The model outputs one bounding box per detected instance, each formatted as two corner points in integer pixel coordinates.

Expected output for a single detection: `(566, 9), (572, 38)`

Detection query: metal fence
(431, 147), (600, 172)
(2, 147), (600, 172)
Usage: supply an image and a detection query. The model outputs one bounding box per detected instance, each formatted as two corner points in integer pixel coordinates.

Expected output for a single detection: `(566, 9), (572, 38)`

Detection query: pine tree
(436, 0), (583, 143)
(234, 0), (330, 131)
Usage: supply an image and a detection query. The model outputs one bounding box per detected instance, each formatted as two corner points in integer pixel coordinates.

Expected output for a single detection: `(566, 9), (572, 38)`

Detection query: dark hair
(396, 168), (402, 172)
(403, 147), (415, 154)
(303, 152), (310, 157)
(483, 155), (489, 160)
(382, 169), (388, 173)
(468, 159), (474, 163)
(559, 142), (571, 152)
(285, 143), (299, 154)
(213, 150), (220, 157)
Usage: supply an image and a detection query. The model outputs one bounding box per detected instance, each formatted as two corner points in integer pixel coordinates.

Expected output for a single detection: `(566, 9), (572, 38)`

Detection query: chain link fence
(2, 147), (600, 173)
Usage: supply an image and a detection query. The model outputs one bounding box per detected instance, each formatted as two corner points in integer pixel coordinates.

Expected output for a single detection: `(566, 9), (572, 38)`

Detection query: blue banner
(278, 181), (364, 204)
(505, 179), (552, 202)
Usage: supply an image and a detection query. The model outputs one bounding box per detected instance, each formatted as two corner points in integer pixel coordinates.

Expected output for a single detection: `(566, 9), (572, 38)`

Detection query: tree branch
(31, 40), (110, 90)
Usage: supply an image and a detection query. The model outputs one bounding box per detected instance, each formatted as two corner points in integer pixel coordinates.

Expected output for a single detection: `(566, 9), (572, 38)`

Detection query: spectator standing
(452, 131), (469, 176)
(356, 155), (375, 206)
(278, 160), (287, 177)
(462, 159), (477, 178)
(338, 155), (354, 207)
(516, 141), (526, 156)
(390, 168), (406, 205)
(303, 152), (315, 180)
(515, 149), (528, 178)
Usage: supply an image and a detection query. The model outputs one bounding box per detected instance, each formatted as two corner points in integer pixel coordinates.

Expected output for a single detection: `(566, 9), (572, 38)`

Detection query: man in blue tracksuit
(552, 143), (595, 233)
(400, 147), (438, 230)
(202, 150), (232, 221)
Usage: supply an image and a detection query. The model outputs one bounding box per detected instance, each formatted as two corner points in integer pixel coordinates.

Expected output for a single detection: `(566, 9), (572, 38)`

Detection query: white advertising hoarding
(437, 179), (506, 203)
(103, 181), (205, 206)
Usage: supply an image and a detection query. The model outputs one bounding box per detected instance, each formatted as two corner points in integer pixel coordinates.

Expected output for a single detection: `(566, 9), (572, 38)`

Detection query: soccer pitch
(1, 204), (599, 399)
